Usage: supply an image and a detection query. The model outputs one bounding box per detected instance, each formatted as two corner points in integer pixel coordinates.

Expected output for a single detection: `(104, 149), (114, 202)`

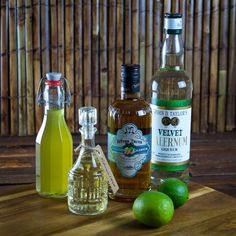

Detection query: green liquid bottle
(36, 72), (73, 198)
(150, 13), (193, 188)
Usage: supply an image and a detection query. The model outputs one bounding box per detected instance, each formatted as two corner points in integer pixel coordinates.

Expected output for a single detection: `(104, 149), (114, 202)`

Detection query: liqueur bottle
(68, 107), (108, 215)
(150, 13), (193, 188)
(108, 64), (152, 201)
(36, 72), (73, 198)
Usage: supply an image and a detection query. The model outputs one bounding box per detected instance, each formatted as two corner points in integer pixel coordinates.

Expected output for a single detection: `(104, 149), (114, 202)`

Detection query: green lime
(158, 178), (189, 208)
(132, 191), (174, 228)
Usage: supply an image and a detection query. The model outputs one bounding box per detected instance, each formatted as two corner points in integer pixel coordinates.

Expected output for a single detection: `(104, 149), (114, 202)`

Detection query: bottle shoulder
(151, 69), (192, 100)
(109, 99), (152, 114)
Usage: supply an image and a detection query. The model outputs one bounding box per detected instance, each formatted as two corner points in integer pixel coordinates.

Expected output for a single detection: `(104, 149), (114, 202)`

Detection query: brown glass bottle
(107, 64), (152, 201)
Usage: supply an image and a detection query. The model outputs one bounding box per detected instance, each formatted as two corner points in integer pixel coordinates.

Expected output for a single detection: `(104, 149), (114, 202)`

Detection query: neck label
(164, 18), (182, 30)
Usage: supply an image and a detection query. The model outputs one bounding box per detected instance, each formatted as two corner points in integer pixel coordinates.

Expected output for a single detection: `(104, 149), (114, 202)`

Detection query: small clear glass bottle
(68, 107), (108, 215)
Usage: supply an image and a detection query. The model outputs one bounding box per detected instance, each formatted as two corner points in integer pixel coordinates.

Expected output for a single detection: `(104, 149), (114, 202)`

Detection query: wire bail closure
(37, 75), (71, 107)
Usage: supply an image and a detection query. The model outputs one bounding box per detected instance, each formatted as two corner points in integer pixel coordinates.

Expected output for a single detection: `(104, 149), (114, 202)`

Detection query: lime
(158, 178), (189, 208)
(132, 191), (174, 227)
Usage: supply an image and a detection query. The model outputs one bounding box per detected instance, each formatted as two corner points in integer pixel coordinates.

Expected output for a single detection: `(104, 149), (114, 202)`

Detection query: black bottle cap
(121, 64), (140, 93)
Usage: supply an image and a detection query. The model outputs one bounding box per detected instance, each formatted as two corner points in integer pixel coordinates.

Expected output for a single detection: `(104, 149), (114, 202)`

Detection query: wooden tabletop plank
(0, 182), (235, 236)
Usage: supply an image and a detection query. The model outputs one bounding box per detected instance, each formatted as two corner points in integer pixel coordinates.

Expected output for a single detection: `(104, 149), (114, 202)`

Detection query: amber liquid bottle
(108, 64), (152, 201)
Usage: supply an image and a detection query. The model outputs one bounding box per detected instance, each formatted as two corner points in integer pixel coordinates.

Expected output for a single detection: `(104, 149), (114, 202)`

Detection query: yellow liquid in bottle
(36, 109), (73, 198)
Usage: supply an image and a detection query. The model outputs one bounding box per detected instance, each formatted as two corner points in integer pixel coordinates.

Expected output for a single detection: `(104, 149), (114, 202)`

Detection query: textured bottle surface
(68, 149), (108, 215)
(108, 99), (152, 201)
(151, 70), (192, 187)
(36, 109), (73, 198)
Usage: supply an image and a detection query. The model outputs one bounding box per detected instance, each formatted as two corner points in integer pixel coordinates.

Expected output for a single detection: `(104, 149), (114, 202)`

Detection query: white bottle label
(151, 103), (191, 171)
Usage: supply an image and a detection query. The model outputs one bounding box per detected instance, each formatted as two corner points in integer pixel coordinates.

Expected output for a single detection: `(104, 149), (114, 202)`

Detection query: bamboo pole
(65, 0), (75, 132)
(153, 0), (163, 73)
(41, 0), (50, 76)
(179, 0), (186, 63)
(131, 0), (139, 64)
(17, 0), (27, 136)
(145, 0), (153, 100)
(171, 0), (179, 13)
(116, 0), (124, 98)
(92, 0), (100, 131)
(226, 0), (236, 131)
(1, 1), (9, 135)
(217, 0), (229, 132)
(108, 0), (116, 106)
(74, 0), (83, 133)
(124, 0), (131, 64)
(139, 0), (145, 99)
(9, 0), (18, 135)
(33, 0), (42, 133)
(58, 0), (65, 75)
(209, 0), (220, 133)
(83, 0), (92, 106)
(99, 0), (108, 134)
(50, 0), (58, 72)
(25, 0), (35, 135)
(192, 1), (203, 133)
(164, 0), (171, 13)
(185, 0), (194, 130)
(200, 0), (211, 133)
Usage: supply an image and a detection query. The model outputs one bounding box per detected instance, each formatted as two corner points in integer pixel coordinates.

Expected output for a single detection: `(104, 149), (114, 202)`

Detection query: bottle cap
(121, 64), (140, 93)
(79, 106), (97, 126)
(164, 13), (182, 34)
(46, 72), (62, 81)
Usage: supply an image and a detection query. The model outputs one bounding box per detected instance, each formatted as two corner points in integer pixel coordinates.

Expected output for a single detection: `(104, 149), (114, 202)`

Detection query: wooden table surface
(1, 182), (236, 236)
(0, 132), (236, 235)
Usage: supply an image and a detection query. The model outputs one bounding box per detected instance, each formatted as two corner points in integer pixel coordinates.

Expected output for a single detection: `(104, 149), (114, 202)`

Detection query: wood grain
(0, 182), (235, 235)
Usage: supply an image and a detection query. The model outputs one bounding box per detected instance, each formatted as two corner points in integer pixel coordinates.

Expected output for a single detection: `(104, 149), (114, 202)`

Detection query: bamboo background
(0, 0), (235, 135)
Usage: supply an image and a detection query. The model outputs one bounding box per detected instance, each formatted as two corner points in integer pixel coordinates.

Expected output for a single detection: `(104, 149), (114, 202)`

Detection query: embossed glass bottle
(68, 107), (108, 215)
(151, 13), (193, 188)
(108, 64), (152, 201)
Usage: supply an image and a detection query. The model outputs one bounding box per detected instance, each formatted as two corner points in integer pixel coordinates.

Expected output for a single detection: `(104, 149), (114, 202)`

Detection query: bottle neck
(44, 85), (65, 110)
(161, 33), (184, 70)
(80, 126), (96, 148)
(121, 91), (140, 100)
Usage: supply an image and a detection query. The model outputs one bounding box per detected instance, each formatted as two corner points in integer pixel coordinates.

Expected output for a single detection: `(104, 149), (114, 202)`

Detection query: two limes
(132, 178), (189, 227)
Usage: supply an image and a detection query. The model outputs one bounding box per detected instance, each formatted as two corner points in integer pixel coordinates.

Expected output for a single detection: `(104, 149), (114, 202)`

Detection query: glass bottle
(108, 64), (152, 201)
(150, 13), (193, 188)
(36, 72), (73, 198)
(68, 107), (108, 215)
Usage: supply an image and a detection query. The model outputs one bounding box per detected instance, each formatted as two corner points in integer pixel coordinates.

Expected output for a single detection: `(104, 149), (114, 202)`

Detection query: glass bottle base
(68, 204), (107, 216)
(37, 190), (67, 199)
(151, 168), (190, 190)
(109, 186), (151, 202)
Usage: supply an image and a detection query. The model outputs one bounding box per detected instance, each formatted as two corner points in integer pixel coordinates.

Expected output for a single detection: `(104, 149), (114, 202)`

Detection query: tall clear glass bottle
(151, 13), (193, 188)
(36, 72), (73, 198)
(108, 64), (152, 201)
(68, 107), (108, 215)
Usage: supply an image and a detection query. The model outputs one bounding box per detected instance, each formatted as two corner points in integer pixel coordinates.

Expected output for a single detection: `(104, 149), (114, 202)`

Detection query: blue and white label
(108, 123), (151, 178)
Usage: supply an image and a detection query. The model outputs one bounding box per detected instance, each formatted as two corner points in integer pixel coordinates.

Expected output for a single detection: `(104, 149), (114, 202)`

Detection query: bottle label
(108, 123), (151, 178)
(151, 99), (191, 171)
